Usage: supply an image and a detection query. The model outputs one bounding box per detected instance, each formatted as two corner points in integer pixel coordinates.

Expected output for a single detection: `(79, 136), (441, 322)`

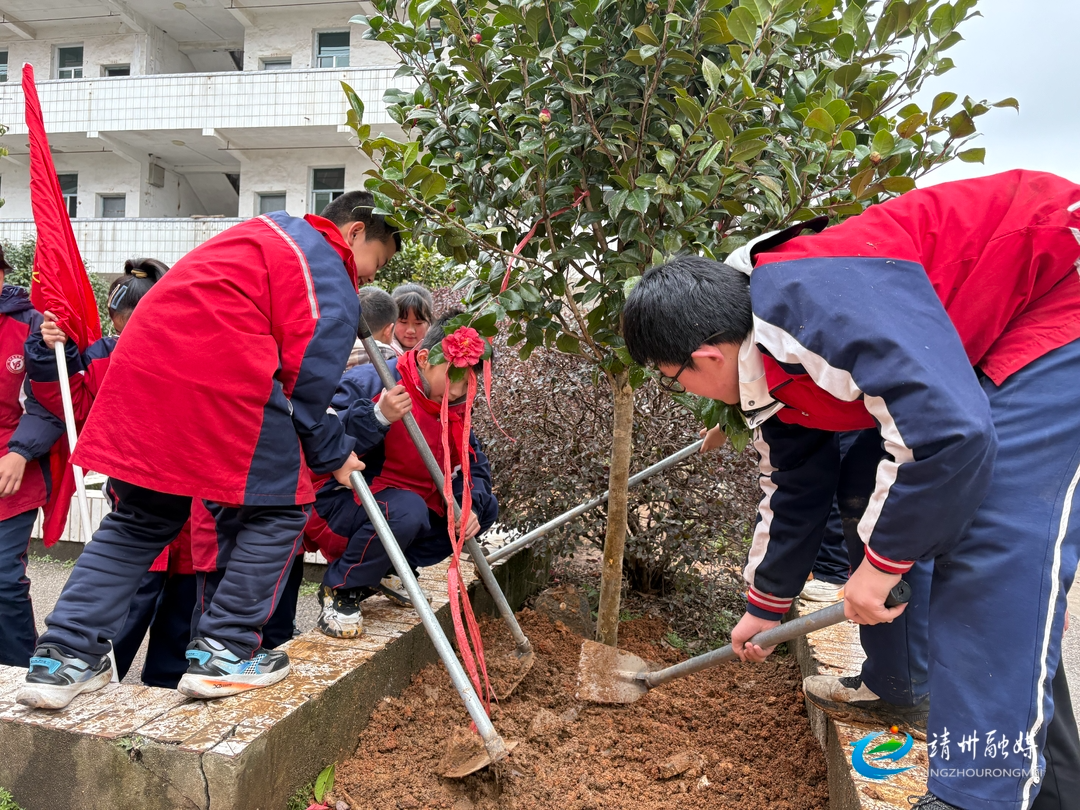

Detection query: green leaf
(625, 188), (650, 214)
(633, 24), (661, 47)
(701, 56), (722, 93)
(804, 107), (836, 133)
(470, 311), (499, 336)
(314, 764), (335, 804)
(992, 97), (1020, 111)
(729, 139), (766, 163)
(707, 111), (734, 141)
(947, 110), (976, 138)
(833, 63), (862, 89)
(697, 142), (725, 173)
(340, 81), (365, 123)
(931, 91), (957, 117)
(656, 149), (678, 175)
(608, 189), (629, 219)
(840, 130), (857, 152)
(958, 147), (986, 164)
(871, 129), (895, 156)
(727, 6), (758, 44)
(403, 141), (420, 170)
(701, 13), (734, 45)
(880, 176), (916, 193)
(494, 4), (526, 26)
(555, 332), (581, 354)
(419, 172), (446, 200)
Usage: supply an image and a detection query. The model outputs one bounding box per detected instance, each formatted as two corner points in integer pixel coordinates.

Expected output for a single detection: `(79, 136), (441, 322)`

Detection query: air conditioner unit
(148, 163), (166, 188)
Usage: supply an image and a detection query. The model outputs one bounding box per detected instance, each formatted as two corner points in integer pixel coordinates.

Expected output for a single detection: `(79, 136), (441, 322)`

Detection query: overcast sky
(916, 0), (1080, 185)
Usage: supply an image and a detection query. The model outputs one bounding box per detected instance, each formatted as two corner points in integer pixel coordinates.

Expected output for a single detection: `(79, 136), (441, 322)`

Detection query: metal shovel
(348, 470), (517, 777)
(576, 581), (911, 704)
(357, 318), (535, 697)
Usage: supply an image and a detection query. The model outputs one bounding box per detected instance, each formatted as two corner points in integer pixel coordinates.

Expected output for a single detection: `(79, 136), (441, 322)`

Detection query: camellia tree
(344, 0), (1013, 646)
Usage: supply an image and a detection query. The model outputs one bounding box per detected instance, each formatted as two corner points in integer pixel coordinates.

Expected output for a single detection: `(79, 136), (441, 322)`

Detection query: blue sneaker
(16, 644), (112, 709)
(177, 637), (290, 699)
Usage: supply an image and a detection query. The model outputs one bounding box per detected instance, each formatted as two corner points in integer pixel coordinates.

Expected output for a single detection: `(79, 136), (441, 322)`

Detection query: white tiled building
(0, 0), (409, 272)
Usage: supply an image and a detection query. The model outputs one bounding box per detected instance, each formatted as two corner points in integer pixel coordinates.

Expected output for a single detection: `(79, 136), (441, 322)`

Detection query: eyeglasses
(656, 332), (726, 394)
(657, 356), (693, 393)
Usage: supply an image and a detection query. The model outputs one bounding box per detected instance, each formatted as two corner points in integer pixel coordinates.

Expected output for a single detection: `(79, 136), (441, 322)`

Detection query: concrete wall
(2, 30), (194, 80)
(236, 146), (376, 218)
(241, 10), (395, 71)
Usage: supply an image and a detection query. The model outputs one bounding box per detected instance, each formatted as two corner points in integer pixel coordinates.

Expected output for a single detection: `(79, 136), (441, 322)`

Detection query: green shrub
(378, 240), (464, 290)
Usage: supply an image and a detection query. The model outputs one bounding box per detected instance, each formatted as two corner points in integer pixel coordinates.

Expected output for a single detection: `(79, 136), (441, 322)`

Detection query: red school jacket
(70, 213), (361, 506)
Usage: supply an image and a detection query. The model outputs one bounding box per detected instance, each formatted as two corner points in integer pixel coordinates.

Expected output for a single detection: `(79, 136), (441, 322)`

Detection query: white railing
(0, 67), (411, 135)
(0, 217), (243, 271)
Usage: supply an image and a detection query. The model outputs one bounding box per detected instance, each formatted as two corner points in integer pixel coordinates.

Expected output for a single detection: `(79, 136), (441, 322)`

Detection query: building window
(0, 52), (8, 83)
(316, 32), (349, 68)
(260, 58), (292, 71)
(58, 174), (78, 218)
(258, 193), (287, 214)
(100, 195), (126, 218)
(56, 46), (84, 80)
(104, 64), (130, 77)
(310, 168), (345, 214)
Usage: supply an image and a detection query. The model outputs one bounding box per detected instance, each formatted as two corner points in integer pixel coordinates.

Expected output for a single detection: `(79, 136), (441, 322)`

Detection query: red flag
(24, 63), (101, 351)
(23, 63), (102, 546)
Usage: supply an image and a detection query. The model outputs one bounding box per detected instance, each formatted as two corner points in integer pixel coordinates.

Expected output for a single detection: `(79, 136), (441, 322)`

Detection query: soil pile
(336, 609), (828, 809)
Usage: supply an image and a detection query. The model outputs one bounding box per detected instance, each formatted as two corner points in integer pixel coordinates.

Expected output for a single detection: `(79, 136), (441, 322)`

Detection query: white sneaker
(800, 578), (844, 602)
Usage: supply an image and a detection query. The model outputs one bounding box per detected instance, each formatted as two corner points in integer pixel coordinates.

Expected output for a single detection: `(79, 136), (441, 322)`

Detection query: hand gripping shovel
(357, 318), (535, 697)
(576, 580), (911, 704)
(347, 470), (517, 777)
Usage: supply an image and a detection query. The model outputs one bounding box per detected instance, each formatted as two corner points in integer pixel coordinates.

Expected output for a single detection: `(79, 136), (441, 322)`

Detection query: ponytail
(108, 257), (168, 316)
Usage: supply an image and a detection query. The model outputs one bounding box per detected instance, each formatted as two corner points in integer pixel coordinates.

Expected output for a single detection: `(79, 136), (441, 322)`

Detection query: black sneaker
(908, 793), (960, 809)
(803, 674), (929, 731)
(317, 584), (364, 638)
(16, 644), (112, 709)
(177, 637), (290, 699)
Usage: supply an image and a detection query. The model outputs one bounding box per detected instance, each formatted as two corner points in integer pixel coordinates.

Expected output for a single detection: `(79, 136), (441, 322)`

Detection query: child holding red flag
(18, 191), (396, 709)
(0, 246), (66, 667)
(305, 312), (498, 639)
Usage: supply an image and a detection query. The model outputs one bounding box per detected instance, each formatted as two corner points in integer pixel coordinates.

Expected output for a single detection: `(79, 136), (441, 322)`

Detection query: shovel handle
(642, 581), (910, 690)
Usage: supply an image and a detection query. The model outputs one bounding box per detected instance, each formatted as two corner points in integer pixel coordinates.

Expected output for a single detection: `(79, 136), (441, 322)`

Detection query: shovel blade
(491, 647), (535, 700)
(436, 727), (519, 778)
(575, 640), (652, 704)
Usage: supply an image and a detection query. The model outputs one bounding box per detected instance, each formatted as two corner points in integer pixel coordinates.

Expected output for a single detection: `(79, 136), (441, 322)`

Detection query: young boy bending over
(306, 312), (498, 637)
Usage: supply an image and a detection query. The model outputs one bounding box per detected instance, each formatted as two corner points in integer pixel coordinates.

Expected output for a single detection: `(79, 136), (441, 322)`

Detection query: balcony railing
(0, 67), (412, 135)
(0, 217), (244, 273)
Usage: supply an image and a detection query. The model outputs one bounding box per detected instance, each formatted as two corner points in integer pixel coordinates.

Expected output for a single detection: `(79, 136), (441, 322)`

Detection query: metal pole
(485, 439), (705, 565)
(358, 323), (532, 660)
(643, 603), (848, 689)
(350, 471), (510, 763)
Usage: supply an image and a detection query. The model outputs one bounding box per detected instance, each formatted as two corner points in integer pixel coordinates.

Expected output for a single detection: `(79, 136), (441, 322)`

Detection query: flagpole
(53, 343), (93, 546)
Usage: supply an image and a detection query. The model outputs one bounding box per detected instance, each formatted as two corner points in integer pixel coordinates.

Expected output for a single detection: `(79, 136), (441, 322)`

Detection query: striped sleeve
(749, 255), (997, 571)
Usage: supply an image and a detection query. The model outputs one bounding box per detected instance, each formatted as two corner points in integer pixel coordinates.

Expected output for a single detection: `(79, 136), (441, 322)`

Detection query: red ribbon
(500, 187), (589, 293)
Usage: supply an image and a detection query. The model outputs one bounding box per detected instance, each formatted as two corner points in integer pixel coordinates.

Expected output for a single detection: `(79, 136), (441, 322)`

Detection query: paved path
(21, 557), (1080, 726)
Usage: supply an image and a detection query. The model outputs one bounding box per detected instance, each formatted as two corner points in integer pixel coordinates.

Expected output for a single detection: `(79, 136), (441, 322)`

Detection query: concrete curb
(790, 597), (928, 810)
(0, 546), (549, 810)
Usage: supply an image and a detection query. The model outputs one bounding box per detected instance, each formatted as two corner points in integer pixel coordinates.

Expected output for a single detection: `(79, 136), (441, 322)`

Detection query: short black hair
(419, 309), (492, 372)
(320, 190), (402, 251)
(358, 286), (398, 334)
(108, 257), (169, 317)
(392, 283), (434, 323)
(622, 255), (753, 367)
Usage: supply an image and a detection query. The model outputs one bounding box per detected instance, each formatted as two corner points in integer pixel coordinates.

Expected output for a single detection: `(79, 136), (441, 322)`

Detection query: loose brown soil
(335, 609), (828, 810)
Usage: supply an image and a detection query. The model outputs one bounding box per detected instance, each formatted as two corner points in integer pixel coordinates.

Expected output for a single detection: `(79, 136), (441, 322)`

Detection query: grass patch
(28, 553), (76, 569)
(0, 787), (25, 810)
(285, 780), (315, 810)
(298, 580), (320, 598)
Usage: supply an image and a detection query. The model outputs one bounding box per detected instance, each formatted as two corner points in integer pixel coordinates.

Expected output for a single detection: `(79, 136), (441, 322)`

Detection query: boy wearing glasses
(624, 170), (1080, 810)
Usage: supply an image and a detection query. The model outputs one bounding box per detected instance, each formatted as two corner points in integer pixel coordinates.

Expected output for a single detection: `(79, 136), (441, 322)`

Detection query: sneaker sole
(317, 618), (364, 639)
(378, 583), (413, 607)
(804, 691), (929, 733)
(177, 663), (291, 699)
(16, 669), (112, 710)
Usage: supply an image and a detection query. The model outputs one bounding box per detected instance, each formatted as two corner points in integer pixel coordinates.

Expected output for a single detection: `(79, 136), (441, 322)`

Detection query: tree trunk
(596, 370), (634, 647)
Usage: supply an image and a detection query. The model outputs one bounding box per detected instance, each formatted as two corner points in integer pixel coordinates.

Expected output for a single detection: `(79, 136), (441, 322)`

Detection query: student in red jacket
(0, 246), (65, 667)
(305, 313), (498, 637)
(622, 171), (1080, 810)
(18, 191), (396, 709)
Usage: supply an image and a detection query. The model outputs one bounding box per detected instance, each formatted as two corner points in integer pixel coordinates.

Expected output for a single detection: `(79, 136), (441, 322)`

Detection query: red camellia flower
(538, 108), (552, 125)
(442, 326), (485, 368)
